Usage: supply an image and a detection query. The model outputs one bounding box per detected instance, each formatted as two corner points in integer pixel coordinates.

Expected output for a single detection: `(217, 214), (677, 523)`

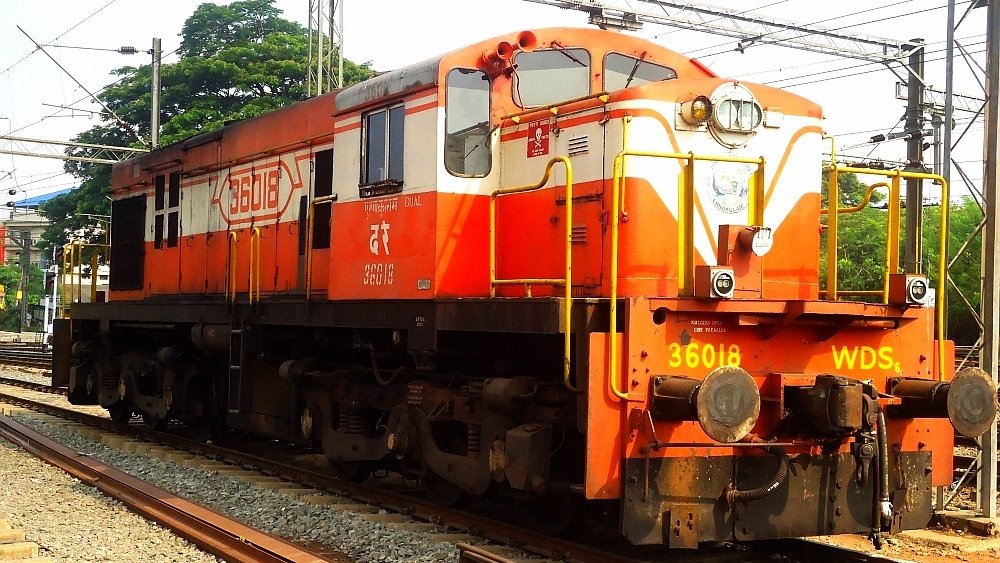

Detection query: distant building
(1, 187), (74, 268)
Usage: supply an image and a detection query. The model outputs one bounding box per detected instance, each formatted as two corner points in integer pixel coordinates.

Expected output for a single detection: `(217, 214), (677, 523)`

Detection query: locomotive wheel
(520, 493), (581, 536)
(184, 377), (219, 441)
(107, 403), (133, 424)
(185, 410), (219, 442)
(422, 472), (467, 507)
(142, 411), (168, 431)
(329, 460), (372, 483)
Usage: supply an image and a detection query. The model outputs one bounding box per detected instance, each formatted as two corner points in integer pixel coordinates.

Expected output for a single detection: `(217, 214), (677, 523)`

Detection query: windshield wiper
(624, 52), (648, 89)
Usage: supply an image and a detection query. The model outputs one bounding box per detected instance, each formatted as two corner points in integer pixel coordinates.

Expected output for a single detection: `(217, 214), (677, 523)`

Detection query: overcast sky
(0, 0), (990, 208)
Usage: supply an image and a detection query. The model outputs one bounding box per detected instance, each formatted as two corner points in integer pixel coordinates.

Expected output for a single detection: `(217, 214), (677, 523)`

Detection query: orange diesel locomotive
(55, 27), (997, 548)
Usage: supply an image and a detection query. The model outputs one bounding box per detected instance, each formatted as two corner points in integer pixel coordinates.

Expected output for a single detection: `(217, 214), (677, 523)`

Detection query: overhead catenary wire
(0, 0), (120, 78)
(684, 0), (931, 58)
(15, 26), (147, 147)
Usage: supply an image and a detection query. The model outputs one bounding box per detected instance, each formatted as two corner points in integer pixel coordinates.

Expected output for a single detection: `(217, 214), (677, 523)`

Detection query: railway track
(0, 413), (342, 563)
(0, 383), (925, 563)
(0, 346), (52, 371)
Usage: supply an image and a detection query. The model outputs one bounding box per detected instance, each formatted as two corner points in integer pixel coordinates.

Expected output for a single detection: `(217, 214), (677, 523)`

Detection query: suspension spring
(468, 423), (482, 458)
(347, 411), (369, 435)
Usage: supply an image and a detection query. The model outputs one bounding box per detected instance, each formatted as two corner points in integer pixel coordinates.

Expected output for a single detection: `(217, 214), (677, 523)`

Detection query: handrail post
(609, 154), (628, 400)
(826, 163), (839, 300)
(937, 176), (949, 381)
(60, 243), (69, 315)
(250, 227), (261, 304)
(90, 253), (98, 303)
(490, 157), (576, 392)
(750, 158), (766, 226)
(882, 173), (903, 303)
(679, 154), (695, 295)
(305, 194), (337, 300)
(562, 161), (574, 391)
(75, 241), (83, 304)
(227, 232), (238, 304)
(489, 191), (497, 298)
(306, 201), (315, 299)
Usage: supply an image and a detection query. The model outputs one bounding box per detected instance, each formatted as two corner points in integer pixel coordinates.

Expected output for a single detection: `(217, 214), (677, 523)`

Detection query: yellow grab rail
(500, 92), (610, 124)
(820, 180), (902, 304)
(249, 227), (262, 304)
(59, 241), (108, 317)
(825, 164), (949, 381)
(226, 232), (238, 303)
(305, 195), (337, 300)
(490, 157), (576, 393)
(608, 145), (766, 400)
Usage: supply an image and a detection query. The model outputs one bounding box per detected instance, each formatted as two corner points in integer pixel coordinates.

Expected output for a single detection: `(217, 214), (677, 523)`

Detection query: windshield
(512, 48), (591, 108)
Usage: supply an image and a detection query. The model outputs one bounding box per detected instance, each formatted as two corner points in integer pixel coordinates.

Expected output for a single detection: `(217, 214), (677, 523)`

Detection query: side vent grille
(568, 135), (589, 156)
(571, 224), (588, 244)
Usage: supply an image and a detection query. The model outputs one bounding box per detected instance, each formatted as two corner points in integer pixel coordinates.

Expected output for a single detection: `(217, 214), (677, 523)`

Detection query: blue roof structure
(11, 187), (75, 208)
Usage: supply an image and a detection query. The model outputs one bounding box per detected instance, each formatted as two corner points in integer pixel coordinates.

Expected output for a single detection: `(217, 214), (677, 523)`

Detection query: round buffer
(948, 367), (999, 438)
(696, 365), (761, 443)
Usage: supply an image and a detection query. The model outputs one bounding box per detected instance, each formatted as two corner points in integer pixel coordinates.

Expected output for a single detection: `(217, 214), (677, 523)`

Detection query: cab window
(512, 48), (591, 108)
(445, 68), (492, 177)
(604, 53), (676, 91)
(361, 103), (404, 198)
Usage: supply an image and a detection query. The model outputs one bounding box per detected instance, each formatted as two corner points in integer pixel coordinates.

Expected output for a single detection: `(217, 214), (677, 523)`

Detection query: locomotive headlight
(888, 273), (930, 306)
(907, 276), (929, 304)
(679, 95), (713, 125)
(695, 265), (736, 299)
(707, 82), (763, 148)
(711, 269), (735, 299)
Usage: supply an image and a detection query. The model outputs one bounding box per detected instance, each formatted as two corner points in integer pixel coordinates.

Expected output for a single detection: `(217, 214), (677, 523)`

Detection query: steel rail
(0, 351), (52, 370)
(0, 413), (341, 563)
(0, 376), (65, 395)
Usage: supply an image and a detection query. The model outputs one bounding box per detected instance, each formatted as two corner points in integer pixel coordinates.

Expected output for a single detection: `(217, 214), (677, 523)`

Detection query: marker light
(888, 273), (930, 306)
(679, 95), (713, 125)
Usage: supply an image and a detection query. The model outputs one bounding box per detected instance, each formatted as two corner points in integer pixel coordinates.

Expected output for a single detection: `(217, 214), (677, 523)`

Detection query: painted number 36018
(668, 342), (742, 369)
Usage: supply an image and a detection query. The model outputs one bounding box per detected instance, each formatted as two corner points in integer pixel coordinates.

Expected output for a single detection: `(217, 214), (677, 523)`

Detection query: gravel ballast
(0, 437), (221, 563)
(9, 413), (460, 562)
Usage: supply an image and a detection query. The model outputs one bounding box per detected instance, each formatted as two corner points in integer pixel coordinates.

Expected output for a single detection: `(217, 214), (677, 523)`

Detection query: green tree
(0, 264), (45, 331)
(40, 0), (373, 251)
(922, 197), (983, 345)
(819, 170), (889, 293)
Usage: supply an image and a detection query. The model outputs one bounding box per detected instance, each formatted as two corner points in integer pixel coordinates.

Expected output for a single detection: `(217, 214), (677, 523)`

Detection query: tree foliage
(40, 0), (373, 251)
(0, 264), (45, 331)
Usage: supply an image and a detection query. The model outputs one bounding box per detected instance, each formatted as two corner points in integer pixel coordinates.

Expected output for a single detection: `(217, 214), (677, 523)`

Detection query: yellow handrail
(249, 227), (262, 304)
(59, 241), (108, 317)
(608, 145), (766, 400)
(490, 156), (576, 393)
(825, 164), (950, 381)
(500, 92), (610, 124)
(305, 195), (337, 300)
(820, 181), (901, 304)
(226, 232), (238, 303)
(819, 182), (889, 215)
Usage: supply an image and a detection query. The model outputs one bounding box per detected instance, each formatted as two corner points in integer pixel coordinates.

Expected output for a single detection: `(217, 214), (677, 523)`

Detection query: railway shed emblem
(702, 162), (752, 215)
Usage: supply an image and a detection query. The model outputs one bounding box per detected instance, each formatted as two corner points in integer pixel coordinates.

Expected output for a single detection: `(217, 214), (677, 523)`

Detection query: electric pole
(17, 230), (30, 332)
(151, 38), (161, 148)
(979, 0), (1000, 519)
(903, 39), (925, 274)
